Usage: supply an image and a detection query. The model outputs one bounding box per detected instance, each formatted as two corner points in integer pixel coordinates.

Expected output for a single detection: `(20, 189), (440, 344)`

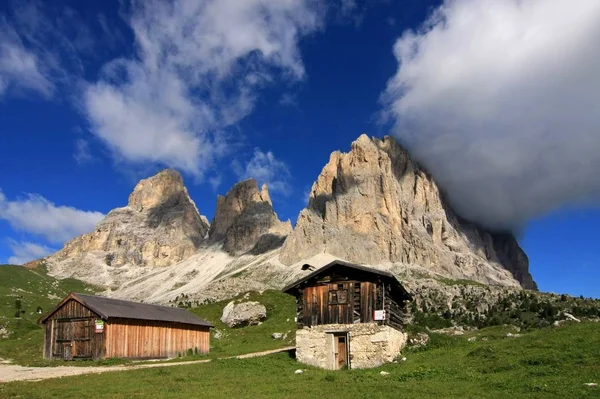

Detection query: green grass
(188, 290), (297, 358)
(0, 264), (98, 366)
(435, 276), (486, 287)
(1, 322), (598, 398)
(0, 265), (295, 366)
(134, 290), (297, 365)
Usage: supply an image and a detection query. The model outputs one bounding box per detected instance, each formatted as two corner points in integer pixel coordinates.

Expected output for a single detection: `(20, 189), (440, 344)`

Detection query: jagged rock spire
(209, 179), (292, 255)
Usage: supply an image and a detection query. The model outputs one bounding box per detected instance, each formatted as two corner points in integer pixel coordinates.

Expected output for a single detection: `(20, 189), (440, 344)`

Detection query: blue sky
(0, 0), (598, 298)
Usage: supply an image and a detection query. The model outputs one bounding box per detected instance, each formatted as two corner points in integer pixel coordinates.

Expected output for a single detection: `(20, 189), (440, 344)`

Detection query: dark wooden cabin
(283, 260), (412, 331)
(39, 293), (213, 360)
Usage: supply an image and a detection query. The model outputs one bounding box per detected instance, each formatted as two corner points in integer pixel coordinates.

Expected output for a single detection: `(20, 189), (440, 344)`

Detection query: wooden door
(53, 320), (70, 358)
(53, 319), (92, 360)
(334, 334), (348, 370)
(63, 343), (73, 360)
(72, 319), (92, 358)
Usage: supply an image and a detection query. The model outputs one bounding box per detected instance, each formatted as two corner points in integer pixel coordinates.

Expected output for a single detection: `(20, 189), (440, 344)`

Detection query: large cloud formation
(84, 0), (323, 178)
(0, 190), (104, 243)
(383, 0), (600, 230)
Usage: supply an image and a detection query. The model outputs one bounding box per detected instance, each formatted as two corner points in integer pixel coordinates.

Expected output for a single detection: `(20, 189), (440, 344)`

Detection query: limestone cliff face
(280, 135), (536, 289)
(209, 179), (292, 255)
(48, 169), (209, 269)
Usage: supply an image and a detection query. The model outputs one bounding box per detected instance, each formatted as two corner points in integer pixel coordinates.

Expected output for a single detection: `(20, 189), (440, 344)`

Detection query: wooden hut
(283, 260), (412, 370)
(39, 293), (213, 360)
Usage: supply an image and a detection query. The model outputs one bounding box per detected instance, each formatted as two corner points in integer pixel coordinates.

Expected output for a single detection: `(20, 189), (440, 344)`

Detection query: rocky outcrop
(48, 169), (209, 271)
(280, 134), (535, 289)
(220, 300), (267, 327)
(491, 233), (538, 290)
(209, 179), (292, 255)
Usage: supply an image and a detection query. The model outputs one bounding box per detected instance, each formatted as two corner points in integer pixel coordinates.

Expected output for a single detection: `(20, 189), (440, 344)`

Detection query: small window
(328, 289), (348, 304)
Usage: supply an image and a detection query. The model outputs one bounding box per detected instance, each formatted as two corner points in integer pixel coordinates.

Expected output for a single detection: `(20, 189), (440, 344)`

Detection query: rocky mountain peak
(47, 169), (210, 277)
(260, 183), (272, 206)
(128, 169), (187, 211)
(280, 134), (536, 289)
(209, 179), (292, 255)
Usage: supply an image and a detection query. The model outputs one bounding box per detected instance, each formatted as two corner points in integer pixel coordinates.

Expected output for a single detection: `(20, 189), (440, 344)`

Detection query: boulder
(220, 301), (267, 328)
(213, 329), (223, 340)
(564, 312), (581, 322)
(0, 325), (9, 339)
(408, 332), (430, 347)
(272, 333), (284, 340)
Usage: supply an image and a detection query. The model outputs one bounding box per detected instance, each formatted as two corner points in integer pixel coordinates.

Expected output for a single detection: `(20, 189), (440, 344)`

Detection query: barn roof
(282, 260), (412, 300)
(39, 293), (214, 327)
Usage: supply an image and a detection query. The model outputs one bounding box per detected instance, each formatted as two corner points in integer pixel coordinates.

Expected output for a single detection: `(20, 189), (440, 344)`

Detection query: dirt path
(0, 347), (295, 383)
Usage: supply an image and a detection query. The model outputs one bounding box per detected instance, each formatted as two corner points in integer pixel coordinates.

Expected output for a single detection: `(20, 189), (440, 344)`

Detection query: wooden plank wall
(45, 299), (96, 320)
(104, 318), (210, 359)
(383, 283), (407, 330)
(43, 299), (104, 360)
(302, 281), (377, 326)
(44, 322), (52, 359)
(360, 282), (376, 323)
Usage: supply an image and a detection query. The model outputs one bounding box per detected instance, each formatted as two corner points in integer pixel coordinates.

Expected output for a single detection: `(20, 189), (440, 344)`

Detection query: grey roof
(41, 293), (213, 327)
(282, 259), (412, 299)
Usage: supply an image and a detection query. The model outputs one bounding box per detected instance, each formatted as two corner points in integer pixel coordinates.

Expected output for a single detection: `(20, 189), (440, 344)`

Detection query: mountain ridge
(41, 134), (535, 303)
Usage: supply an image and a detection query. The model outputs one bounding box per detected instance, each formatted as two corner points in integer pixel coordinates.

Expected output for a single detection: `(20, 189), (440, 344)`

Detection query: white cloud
(279, 92), (298, 107)
(84, 0), (323, 178)
(208, 175), (222, 192)
(382, 0), (600, 230)
(74, 139), (93, 164)
(0, 1), (99, 99)
(7, 239), (54, 265)
(0, 190), (104, 243)
(0, 17), (54, 98)
(233, 148), (292, 195)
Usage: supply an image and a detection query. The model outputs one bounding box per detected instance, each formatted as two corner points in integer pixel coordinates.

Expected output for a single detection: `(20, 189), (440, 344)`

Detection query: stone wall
(295, 323), (407, 370)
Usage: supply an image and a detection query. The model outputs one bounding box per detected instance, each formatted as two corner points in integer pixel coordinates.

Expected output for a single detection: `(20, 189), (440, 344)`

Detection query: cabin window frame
(328, 288), (349, 305)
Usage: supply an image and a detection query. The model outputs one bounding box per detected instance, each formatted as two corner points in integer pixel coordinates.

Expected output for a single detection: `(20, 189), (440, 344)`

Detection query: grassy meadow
(1, 264), (598, 398)
(0, 322), (598, 398)
(0, 264), (97, 365)
(0, 264), (296, 366)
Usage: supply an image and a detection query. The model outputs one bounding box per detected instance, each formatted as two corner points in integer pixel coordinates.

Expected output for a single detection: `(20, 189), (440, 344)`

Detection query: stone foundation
(295, 323), (407, 370)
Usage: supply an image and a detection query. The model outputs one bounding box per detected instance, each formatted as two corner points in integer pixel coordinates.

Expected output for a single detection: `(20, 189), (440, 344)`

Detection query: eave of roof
(282, 259), (412, 299)
(39, 293), (214, 327)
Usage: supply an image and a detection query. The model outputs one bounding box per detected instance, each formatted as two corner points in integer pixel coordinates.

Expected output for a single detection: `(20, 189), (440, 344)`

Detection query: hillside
(0, 261), (296, 366)
(1, 322), (598, 398)
(0, 264), (97, 364)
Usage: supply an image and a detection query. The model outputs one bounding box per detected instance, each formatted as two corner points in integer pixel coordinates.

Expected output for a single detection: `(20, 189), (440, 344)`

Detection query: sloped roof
(282, 259), (412, 300)
(40, 293), (213, 327)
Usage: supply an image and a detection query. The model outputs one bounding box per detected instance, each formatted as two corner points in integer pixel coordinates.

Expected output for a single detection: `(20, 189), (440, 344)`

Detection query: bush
(413, 311), (453, 329)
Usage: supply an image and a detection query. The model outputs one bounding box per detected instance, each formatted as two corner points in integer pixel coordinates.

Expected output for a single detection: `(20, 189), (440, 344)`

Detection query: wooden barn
(283, 260), (412, 370)
(39, 293), (213, 360)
